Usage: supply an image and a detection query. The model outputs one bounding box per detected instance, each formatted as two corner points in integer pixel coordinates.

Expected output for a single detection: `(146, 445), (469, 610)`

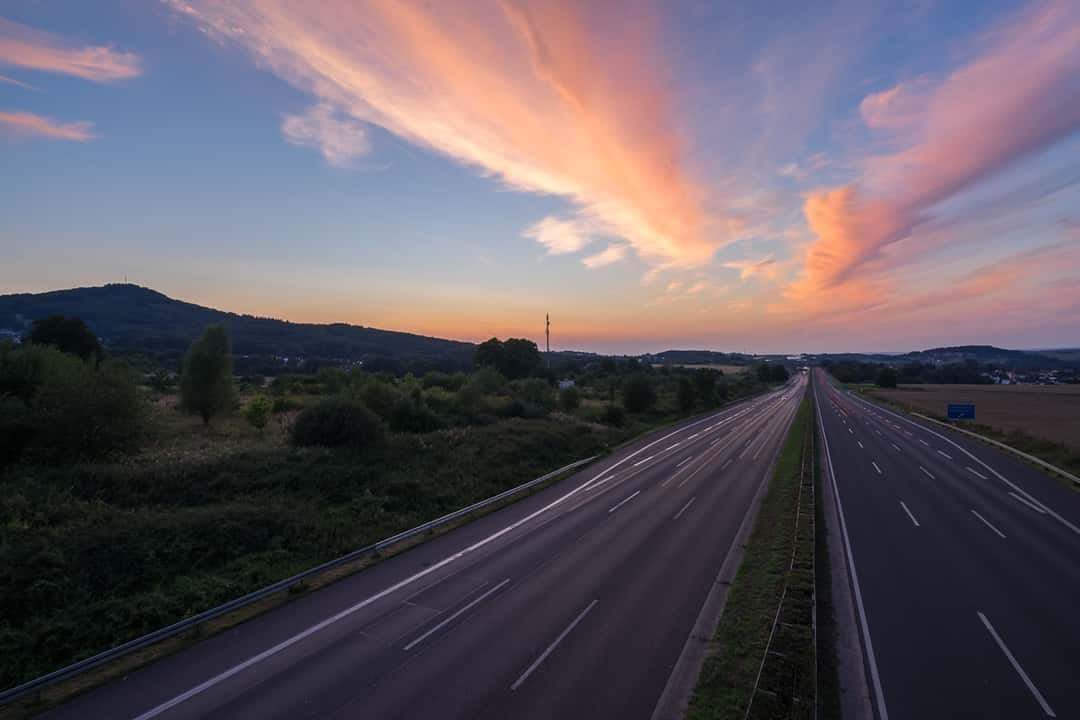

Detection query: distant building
(558, 379), (575, 389)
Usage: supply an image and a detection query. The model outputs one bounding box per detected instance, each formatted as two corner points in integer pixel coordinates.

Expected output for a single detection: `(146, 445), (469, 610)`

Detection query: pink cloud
(165, 0), (722, 267)
(281, 103), (369, 166)
(0, 17), (141, 82)
(795, 0), (1080, 293)
(0, 110), (93, 141)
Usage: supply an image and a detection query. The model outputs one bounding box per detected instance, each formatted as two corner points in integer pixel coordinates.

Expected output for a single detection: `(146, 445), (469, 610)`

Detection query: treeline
(824, 358), (992, 386)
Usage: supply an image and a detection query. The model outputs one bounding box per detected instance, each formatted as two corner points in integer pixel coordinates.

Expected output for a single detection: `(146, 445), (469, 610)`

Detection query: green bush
(0, 344), (144, 465)
(602, 403), (626, 427)
(513, 377), (554, 409)
(677, 376), (696, 412)
(243, 395), (273, 431)
(271, 396), (303, 414)
(559, 385), (581, 412)
(290, 397), (384, 448)
(622, 374), (657, 413)
(388, 394), (441, 433)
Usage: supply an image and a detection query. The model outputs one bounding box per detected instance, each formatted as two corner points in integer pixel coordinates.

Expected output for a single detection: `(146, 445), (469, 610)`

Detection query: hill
(0, 284), (475, 372)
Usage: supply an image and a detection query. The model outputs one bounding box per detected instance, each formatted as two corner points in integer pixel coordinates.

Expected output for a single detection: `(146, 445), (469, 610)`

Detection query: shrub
(290, 398), (384, 449)
(602, 403), (626, 427)
(559, 385), (581, 412)
(271, 396), (302, 414)
(677, 376), (695, 412)
(875, 367), (898, 389)
(622, 374), (657, 413)
(243, 395), (273, 432)
(513, 377), (554, 409)
(0, 345), (144, 464)
(388, 394), (441, 433)
(470, 367), (507, 395)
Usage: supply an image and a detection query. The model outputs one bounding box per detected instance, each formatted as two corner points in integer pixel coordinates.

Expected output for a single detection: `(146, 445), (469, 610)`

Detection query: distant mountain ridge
(0, 284), (475, 369)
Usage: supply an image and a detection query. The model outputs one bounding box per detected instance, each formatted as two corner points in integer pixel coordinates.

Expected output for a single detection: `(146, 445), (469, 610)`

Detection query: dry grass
(868, 384), (1080, 450)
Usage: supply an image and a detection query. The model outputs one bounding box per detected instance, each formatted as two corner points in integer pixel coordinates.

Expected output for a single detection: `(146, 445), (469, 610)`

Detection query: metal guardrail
(0, 455), (597, 706)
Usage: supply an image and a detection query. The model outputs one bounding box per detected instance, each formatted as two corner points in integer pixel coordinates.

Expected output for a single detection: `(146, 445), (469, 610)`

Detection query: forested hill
(0, 284), (475, 370)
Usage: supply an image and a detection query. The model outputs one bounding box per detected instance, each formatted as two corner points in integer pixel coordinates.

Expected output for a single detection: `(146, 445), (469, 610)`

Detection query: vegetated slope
(0, 284), (474, 366)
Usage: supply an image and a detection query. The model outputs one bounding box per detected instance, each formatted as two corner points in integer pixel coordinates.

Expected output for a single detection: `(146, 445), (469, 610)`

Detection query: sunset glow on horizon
(2, 1), (1078, 353)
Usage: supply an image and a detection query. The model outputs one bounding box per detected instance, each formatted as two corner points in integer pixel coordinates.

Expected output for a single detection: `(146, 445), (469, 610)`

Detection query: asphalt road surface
(44, 375), (806, 720)
(815, 369), (1080, 719)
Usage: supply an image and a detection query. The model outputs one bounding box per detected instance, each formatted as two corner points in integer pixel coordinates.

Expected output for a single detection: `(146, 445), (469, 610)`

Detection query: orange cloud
(166, 0), (720, 267)
(0, 110), (93, 141)
(0, 17), (141, 82)
(794, 0), (1080, 297)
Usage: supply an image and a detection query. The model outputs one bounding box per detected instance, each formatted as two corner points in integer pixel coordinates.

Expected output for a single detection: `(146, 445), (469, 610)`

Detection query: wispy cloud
(0, 17), (141, 82)
(722, 254), (778, 282)
(793, 0), (1080, 298)
(0, 110), (93, 141)
(281, 104), (369, 167)
(166, 0), (723, 267)
(0, 72), (36, 90)
(582, 243), (628, 268)
(524, 216), (595, 256)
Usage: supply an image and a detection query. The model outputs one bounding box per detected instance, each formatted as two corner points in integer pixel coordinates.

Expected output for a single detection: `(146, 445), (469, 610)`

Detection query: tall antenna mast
(546, 313), (551, 368)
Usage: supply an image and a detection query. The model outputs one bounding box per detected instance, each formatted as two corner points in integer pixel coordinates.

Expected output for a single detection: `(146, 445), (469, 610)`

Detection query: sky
(2, 0), (1078, 354)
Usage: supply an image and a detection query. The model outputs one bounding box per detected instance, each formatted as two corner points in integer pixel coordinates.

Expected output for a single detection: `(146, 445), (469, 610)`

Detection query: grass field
(867, 384), (1080, 450)
(655, 364), (749, 374)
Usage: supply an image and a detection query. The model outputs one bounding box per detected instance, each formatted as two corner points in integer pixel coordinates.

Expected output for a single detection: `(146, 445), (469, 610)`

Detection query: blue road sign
(947, 403), (975, 420)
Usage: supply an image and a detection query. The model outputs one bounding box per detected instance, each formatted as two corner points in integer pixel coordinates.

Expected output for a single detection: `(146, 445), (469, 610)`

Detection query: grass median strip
(687, 392), (836, 719)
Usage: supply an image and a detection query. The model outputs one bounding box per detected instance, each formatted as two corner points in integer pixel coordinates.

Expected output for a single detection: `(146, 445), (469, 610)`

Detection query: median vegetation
(687, 392), (835, 719)
(0, 318), (782, 692)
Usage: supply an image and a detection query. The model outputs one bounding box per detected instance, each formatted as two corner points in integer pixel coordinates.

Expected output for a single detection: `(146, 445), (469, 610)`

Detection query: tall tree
(26, 315), (103, 362)
(500, 338), (542, 379)
(474, 337), (504, 370)
(180, 324), (235, 425)
(622, 373), (657, 413)
(677, 376), (695, 412)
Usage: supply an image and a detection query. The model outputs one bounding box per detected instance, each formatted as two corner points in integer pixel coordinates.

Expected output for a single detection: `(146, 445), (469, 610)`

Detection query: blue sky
(2, 0), (1078, 353)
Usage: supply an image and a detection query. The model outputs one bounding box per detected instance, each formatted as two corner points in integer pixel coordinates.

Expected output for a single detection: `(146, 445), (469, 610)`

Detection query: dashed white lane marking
(966, 466), (988, 480)
(872, 461), (883, 475)
(900, 501), (920, 527)
(857, 441), (864, 449)
(977, 612), (1056, 717)
(891, 443), (901, 452)
(633, 455), (655, 467)
(511, 600), (599, 691)
(676, 456), (694, 468)
(673, 497), (696, 520)
(919, 439), (930, 447)
(937, 450), (953, 460)
(403, 578), (511, 651)
(608, 490), (641, 513)
(920, 466), (935, 480)
(971, 510), (1006, 539)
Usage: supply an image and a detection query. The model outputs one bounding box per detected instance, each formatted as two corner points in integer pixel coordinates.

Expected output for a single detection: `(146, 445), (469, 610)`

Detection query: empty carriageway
(46, 376), (806, 720)
(815, 369), (1080, 719)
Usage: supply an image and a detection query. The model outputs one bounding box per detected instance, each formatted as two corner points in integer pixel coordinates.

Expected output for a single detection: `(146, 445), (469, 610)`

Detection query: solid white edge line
(845, 392), (1079, 537)
(977, 612), (1056, 717)
(816, 381), (889, 720)
(971, 509), (1006, 539)
(608, 490), (641, 514)
(510, 599), (599, 691)
(130, 397), (759, 719)
(673, 497), (696, 521)
(1009, 491), (1048, 515)
(402, 579), (511, 651)
(899, 501), (920, 527)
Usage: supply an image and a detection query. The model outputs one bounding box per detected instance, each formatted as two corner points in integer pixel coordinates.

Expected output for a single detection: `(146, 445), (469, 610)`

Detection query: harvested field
(868, 384), (1080, 450)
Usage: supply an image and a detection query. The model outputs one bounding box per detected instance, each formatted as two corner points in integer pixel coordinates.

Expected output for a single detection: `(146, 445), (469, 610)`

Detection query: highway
(44, 374), (806, 720)
(814, 369), (1080, 719)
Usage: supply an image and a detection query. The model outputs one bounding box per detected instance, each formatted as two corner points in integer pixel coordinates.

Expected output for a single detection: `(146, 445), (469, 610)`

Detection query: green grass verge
(687, 393), (823, 719)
